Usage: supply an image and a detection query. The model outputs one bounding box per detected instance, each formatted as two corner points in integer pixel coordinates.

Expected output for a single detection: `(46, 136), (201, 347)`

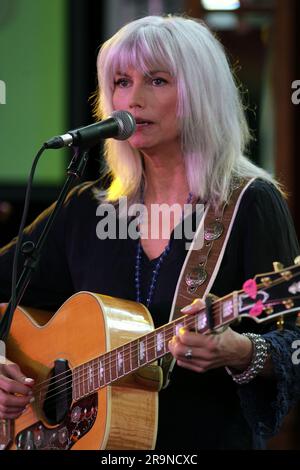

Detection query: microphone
(45, 110), (136, 149)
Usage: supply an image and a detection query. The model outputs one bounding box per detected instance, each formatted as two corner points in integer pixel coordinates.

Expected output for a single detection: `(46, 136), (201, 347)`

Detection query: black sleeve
(241, 179), (299, 280)
(222, 179), (300, 440)
(213, 179), (300, 298)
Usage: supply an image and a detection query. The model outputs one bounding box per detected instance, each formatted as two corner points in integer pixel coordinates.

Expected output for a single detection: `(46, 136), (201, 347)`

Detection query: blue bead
(135, 199), (193, 306)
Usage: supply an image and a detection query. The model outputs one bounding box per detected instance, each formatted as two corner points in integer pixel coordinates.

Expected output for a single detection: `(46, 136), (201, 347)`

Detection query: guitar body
(0, 292), (158, 450)
(2, 261), (299, 450)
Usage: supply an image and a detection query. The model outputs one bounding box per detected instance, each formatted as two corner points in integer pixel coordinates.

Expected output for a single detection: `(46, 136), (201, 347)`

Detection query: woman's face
(112, 66), (180, 155)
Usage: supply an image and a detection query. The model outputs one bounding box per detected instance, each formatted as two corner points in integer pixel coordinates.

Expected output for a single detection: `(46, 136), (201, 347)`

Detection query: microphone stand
(0, 147), (90, 343)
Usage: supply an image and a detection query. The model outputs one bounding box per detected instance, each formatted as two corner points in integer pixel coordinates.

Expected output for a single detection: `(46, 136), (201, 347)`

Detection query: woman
(0, 15), (299, 449)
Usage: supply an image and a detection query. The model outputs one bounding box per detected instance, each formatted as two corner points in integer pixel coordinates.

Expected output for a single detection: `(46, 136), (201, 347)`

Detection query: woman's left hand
(168, 299), (253, 373)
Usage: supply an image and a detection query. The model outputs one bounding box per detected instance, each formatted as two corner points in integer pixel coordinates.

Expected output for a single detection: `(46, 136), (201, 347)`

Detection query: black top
(0, 178), (299, 449)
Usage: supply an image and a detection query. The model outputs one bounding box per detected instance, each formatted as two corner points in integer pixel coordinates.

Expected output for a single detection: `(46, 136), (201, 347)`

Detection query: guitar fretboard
(72, 292), (239, 401)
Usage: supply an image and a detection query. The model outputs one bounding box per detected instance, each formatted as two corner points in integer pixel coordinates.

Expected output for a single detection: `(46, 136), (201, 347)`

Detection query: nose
(128, 83), (145, 109)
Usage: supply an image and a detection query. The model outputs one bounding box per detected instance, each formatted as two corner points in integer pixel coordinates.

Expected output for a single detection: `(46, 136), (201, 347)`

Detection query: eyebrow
(114, 70), (171, 76)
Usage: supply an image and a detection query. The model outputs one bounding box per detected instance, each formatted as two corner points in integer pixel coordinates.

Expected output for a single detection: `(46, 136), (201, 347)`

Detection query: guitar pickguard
(15, 395), (98, 450)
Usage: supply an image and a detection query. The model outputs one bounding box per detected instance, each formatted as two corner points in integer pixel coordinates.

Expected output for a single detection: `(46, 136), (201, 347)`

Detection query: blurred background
(0, 0), (299, 449)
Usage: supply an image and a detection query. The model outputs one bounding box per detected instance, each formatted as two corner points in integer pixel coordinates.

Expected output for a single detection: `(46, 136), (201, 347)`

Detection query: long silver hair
(94, 15), (278, 207)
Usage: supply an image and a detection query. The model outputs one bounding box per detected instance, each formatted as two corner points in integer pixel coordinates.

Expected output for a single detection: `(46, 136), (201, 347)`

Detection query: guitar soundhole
(43, 359), (72, 425)
(15, 395), (98, 450)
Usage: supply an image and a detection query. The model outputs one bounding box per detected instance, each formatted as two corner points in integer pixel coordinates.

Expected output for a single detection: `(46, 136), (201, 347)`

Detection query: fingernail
(29, 397), (35, 403)
(24, 378), (34, 383)
(181, 304), (193, 313)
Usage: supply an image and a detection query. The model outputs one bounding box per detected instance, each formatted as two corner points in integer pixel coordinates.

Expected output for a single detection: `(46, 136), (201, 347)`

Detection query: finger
(180, 298), (205, 314)
(2, 363), (34, 394)
(0, 409), (26, 419)
(0, 390), (33, 408)
(168, 336), (214, 362)
(1, 405), (27, 413)
(177, 360), (206, 373)
(177, 328), (218, 351)
(0, 375), (34, 396)
(0, 404), (27, 418)
(3, 362), (34, 384)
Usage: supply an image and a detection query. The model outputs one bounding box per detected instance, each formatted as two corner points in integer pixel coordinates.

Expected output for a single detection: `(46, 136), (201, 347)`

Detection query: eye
(114, 78), (130, 88)
(151, 77), (167, 86)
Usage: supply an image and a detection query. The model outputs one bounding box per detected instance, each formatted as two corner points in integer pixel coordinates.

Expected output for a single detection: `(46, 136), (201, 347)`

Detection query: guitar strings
(29, 300), (224, 398)
(14, 276), (299, 431)
(13, 294), (283, 430)
(28, 308), (212, 399)
(22, 287), (297, 403)
(14, 303), (223, 428)
(16, 292), (298, 431)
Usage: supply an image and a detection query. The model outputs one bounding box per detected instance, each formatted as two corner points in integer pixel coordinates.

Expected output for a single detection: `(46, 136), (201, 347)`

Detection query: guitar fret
(139, 337), (146, 366)
(83, 364), (88, 396)
(129, 342), (132, 371)
(163, 327), (167, 354)
(88, 362), (93, 393)
(175, 321), (184, 336)
(103, 354), (109, 385)
(218, 301), (223, 327)
(79, 365), (84, 397)
(110, 350), (118, 382)
(124, 344), (131, 374)
(117, 347), (125, 377)
(78, 365), (83, 396)
(73, 367), (79, 400)
(98, 358), (105, 387)
(107, 353), (112, 384)
(193, 314), (198, 332)
(147, 332), (155, 362)
(93, 358), (100, 390)
(220, 293), (239, 325)
(156, 330), (165, 357)
(183, 316), (191, 330)
(196, 312), (207, 332)
(222, 299), (234, 319)
(131, 339), (139, 370)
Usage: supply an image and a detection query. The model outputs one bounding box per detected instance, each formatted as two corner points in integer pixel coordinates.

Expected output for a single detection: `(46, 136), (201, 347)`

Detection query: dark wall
(0, 0), (106, 247)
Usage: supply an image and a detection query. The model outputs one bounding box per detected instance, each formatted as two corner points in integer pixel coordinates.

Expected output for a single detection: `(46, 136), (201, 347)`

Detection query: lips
(134, 117), (154, 125)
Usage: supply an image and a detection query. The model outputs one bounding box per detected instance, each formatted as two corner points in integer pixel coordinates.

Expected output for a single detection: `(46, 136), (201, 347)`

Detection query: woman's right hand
(0, 359), (34, 419)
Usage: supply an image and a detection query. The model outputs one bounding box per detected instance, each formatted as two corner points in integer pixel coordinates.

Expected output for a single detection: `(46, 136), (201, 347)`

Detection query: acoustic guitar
(0, 262), (300, 450)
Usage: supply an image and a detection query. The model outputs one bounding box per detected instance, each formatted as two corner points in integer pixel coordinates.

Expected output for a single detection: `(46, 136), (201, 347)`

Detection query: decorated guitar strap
(160, 177), (256, 388)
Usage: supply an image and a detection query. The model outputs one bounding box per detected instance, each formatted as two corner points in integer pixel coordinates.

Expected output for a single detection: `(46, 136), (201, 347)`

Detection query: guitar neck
(72, 292), (239, 401)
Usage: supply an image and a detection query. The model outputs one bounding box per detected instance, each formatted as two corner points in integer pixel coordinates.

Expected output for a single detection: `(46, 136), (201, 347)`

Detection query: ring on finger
(184, 348), (193, 360)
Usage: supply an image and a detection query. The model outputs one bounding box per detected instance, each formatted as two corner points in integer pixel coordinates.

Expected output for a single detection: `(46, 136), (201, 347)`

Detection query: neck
(142, 151), (190, 204)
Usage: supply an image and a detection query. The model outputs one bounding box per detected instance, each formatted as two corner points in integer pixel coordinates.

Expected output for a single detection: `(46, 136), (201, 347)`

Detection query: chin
(129, 138), (153, 150)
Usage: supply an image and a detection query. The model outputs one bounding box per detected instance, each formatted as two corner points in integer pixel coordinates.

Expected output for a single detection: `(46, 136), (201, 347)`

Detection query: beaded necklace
(135, 192), (193, 308)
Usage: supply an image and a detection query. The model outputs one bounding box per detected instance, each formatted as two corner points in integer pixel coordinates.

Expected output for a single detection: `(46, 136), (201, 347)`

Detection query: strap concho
(160, 177), (256, 389)
(204, 221), (224, 241)
(185, 266), (207, 294)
